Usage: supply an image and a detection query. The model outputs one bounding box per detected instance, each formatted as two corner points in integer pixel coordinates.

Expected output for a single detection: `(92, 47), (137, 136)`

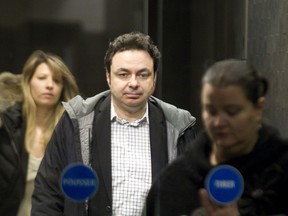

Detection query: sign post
(205, 165), (244, 205)
(60, 163), (99, 202)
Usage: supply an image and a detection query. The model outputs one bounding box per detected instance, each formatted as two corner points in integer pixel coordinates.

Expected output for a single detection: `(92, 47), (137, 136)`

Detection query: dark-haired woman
(144, 59), (288, 216)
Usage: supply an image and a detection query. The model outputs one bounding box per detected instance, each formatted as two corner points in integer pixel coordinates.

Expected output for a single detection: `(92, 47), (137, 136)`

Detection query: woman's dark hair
(104, 31), (161, 74)
(202, 59), (269, 105)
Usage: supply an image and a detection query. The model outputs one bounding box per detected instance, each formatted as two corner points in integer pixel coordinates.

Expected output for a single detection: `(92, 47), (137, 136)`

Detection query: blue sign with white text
(205, 165), (244, 205)
(60, 163), (98, 202)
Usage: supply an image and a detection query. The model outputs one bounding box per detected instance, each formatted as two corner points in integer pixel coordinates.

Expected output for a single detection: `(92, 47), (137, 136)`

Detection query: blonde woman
(0, 50), (79, 216)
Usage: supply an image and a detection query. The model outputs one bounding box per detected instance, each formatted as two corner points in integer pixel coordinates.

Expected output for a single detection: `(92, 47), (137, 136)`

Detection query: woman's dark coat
(0, 103), (27, 216)
(145, 125), (288, 216)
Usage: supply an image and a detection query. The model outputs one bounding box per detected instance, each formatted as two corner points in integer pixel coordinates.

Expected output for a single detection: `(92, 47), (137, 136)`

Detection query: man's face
(106, 50), (156, 114)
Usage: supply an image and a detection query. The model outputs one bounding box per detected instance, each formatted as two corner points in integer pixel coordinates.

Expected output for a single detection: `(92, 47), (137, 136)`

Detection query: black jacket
(145, 125), (288, 216)
(32, 92), (196, 216)
(0, 103), (27, 216)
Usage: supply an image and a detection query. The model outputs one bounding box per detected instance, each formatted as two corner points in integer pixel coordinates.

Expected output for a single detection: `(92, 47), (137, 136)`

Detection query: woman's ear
(257, 97), (266, 109)
(256, 97), (266, 122)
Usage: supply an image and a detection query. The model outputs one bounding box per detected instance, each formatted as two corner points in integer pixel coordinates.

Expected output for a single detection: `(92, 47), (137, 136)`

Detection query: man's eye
(138, 73), (149, 79)
(119, 73), (128, 77)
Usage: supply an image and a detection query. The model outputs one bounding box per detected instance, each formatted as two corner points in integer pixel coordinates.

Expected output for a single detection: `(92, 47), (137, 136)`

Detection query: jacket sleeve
(31, 112), (77, 216)
(177, 125), (197, 156)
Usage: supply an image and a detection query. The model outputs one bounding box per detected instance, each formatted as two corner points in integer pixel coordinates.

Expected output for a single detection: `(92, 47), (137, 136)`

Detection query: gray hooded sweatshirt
(62, 90), (196, 165)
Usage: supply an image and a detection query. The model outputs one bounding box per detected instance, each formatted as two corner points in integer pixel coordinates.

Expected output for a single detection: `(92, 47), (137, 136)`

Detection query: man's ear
(153, 73), (157, 84)
(106, 72), (111, 87)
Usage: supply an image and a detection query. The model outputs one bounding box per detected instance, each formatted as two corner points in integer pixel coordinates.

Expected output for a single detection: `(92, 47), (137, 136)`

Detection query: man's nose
(128, 75), (138, 87)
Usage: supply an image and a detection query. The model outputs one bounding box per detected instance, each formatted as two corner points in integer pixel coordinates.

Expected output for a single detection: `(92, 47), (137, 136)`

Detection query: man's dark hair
(104, 31), (161, 73)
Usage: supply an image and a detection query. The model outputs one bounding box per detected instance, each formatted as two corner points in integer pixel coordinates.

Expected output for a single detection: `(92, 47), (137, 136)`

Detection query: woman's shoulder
(0, 72), (23, 114)
(0, 102), (23, 129)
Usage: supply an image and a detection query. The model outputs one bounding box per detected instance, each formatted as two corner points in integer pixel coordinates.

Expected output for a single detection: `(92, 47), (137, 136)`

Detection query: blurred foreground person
(32, 32), (197, 216)
(145, 59), (288, 216)
(0, 50), (79, 216)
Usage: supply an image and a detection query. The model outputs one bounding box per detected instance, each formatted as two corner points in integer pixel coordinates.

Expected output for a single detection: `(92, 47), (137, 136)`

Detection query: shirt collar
(111, 101), (149, 125)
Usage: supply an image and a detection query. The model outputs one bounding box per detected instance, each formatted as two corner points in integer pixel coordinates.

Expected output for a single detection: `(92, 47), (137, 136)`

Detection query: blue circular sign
(205, 165), (244, 205)
(60, 163), (99, 202)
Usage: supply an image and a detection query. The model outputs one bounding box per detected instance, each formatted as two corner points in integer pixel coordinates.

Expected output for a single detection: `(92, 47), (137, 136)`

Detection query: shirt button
(106, 205), (112, 212)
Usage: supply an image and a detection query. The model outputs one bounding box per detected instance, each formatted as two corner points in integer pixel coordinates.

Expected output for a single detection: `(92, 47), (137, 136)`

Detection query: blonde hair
(22, 50), (79, 153)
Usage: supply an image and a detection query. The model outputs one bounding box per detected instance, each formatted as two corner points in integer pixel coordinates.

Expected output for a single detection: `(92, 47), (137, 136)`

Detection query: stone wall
(248, 0), (288, 137)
